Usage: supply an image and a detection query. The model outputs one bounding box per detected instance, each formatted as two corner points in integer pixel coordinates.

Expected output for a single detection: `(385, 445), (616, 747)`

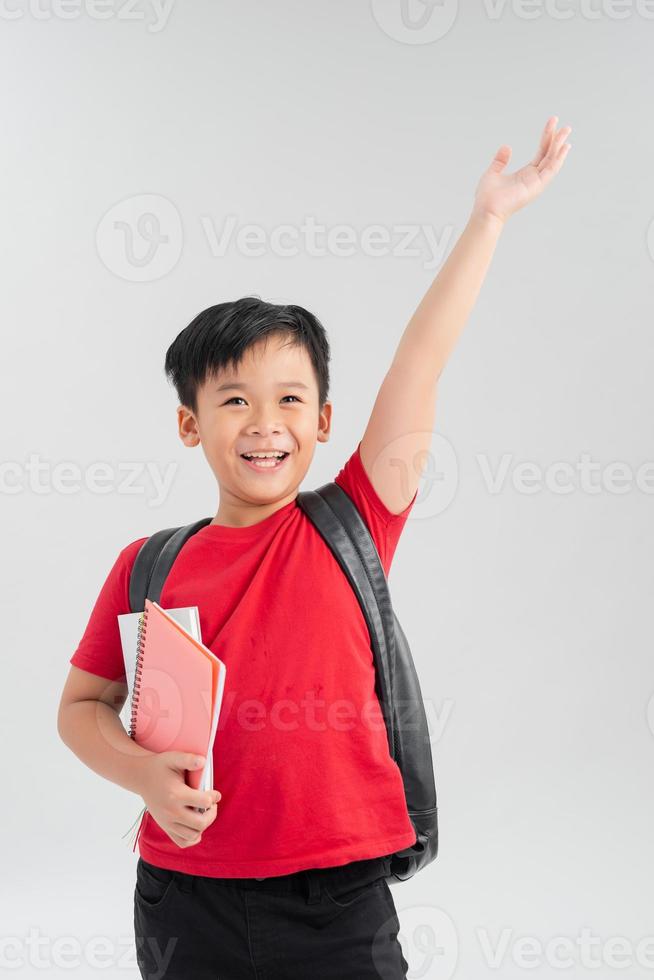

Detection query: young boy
(57, 117), (570, 979)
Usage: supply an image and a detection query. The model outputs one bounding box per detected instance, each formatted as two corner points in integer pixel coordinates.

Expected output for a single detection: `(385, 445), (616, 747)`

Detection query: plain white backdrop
(2, 2), (653, 977)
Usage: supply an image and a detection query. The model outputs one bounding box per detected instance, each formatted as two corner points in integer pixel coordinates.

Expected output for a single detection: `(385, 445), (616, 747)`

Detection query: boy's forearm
(58, 700), (153, 796)
(392, 209), (505, 383)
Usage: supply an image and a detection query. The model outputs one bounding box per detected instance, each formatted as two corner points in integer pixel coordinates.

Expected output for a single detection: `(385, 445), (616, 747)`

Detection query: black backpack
(128, 481), (439, 883)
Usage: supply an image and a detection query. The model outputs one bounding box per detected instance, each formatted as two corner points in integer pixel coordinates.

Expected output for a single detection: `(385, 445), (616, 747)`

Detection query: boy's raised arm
(359, 116), (572, 516)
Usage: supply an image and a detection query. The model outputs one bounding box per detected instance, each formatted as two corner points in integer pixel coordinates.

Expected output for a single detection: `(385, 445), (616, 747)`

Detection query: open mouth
(239, 452), (290, 472)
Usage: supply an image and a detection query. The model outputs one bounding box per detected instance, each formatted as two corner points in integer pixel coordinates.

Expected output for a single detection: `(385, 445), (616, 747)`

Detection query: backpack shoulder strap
(128, 517), (212, 612)
(296, 482), (397, 758)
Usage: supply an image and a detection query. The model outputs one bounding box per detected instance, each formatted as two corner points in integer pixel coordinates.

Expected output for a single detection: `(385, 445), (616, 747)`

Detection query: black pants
(134, 853), (409, 979)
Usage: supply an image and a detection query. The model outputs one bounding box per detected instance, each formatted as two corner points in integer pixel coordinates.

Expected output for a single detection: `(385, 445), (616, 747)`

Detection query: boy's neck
(210, 489), (299, 529)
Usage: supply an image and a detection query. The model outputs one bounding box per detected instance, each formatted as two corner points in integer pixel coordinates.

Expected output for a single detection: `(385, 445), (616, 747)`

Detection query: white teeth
(241, 451), (288, 469)
(242, 451), (286, 458)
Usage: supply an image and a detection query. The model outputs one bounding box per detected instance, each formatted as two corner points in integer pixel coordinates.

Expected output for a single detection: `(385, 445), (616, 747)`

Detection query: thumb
(167, 752), (206, 772)
(488, 144), (512, 174)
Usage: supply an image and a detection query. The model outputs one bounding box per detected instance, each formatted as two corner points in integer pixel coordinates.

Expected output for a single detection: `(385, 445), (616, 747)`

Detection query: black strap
(128, 517), (211, 612)
(296, 483), (397, 758)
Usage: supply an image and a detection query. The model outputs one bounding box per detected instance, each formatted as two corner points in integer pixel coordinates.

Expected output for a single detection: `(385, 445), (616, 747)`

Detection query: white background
(2, 1), (653, 977)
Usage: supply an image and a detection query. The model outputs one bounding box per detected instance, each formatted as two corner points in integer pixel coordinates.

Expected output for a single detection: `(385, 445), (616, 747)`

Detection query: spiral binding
(123, 605), (149, 851)
(128, 607), (148, 740)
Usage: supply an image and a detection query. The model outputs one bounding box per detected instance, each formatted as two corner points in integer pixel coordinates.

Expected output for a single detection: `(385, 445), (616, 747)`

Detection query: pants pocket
(323, 878), (385, 909)
(135, 858), (178, 910)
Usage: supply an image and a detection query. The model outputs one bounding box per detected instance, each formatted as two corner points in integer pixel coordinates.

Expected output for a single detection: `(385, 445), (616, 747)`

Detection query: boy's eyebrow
(215, 380), (310, 392)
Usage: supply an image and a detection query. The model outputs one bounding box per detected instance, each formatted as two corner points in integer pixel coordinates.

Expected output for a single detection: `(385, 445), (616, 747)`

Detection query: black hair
(164, 295), (331, 415)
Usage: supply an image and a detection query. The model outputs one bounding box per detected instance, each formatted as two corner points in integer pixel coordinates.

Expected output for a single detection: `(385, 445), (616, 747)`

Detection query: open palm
(473, 116), (572, 224)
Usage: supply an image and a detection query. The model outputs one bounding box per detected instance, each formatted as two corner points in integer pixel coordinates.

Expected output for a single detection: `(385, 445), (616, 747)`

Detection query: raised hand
(473, 115), (572, 225)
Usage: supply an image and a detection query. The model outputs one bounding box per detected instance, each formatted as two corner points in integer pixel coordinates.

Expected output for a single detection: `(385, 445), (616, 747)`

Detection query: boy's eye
(222, 395), (301, 406)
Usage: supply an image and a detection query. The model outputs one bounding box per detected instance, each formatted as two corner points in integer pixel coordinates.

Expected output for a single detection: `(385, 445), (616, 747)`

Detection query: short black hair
(164, 295), (331, 415)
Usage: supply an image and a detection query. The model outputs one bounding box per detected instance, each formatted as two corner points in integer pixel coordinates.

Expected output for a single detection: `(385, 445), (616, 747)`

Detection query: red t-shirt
(70, 440), (418, 877)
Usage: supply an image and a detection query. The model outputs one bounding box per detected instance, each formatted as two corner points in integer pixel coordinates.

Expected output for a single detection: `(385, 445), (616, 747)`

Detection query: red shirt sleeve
(69, 537), (148, 682)
(333, 439), (418, 576)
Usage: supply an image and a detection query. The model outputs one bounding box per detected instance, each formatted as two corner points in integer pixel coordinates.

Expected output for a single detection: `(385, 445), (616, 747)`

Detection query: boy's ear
(177, 405), (201, 447)
(316, 400), (332, 444)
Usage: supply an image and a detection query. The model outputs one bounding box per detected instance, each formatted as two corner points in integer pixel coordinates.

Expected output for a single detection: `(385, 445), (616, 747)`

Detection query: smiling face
(177, 332), (332, 527)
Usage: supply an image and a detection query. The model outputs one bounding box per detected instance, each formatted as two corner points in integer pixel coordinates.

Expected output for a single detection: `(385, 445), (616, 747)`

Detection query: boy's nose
(246, 422), (285, 436)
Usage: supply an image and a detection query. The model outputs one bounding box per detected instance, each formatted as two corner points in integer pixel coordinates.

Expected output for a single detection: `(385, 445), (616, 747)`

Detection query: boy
(57, 117), (570, 979)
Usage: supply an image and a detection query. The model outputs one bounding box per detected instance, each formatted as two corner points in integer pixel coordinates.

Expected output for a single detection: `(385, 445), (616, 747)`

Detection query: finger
(172, 803), (217, 833)
(538, 125), (571, 172)
(171, 831), (201, 848)
(488, 144), (512, 175)
(538, 131), (572, 180)
(551, 141), (572, 172)
(535, 140), (571, 190)
(170, 822), (203, 844)
(175, 785), (221, 810)
(166, 751), (207, 773)
(551, 125), (572, 157)
(530, 115), (558, 167)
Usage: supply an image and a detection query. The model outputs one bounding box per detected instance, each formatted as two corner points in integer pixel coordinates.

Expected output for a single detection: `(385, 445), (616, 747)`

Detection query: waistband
(172, 853), (393, 898)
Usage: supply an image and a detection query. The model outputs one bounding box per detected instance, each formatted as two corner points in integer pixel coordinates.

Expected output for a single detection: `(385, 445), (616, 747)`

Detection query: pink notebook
(129, 598), (226, 795)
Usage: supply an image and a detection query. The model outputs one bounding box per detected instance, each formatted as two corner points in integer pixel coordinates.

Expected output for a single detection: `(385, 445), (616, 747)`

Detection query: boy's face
(177, 334), (332, 515)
